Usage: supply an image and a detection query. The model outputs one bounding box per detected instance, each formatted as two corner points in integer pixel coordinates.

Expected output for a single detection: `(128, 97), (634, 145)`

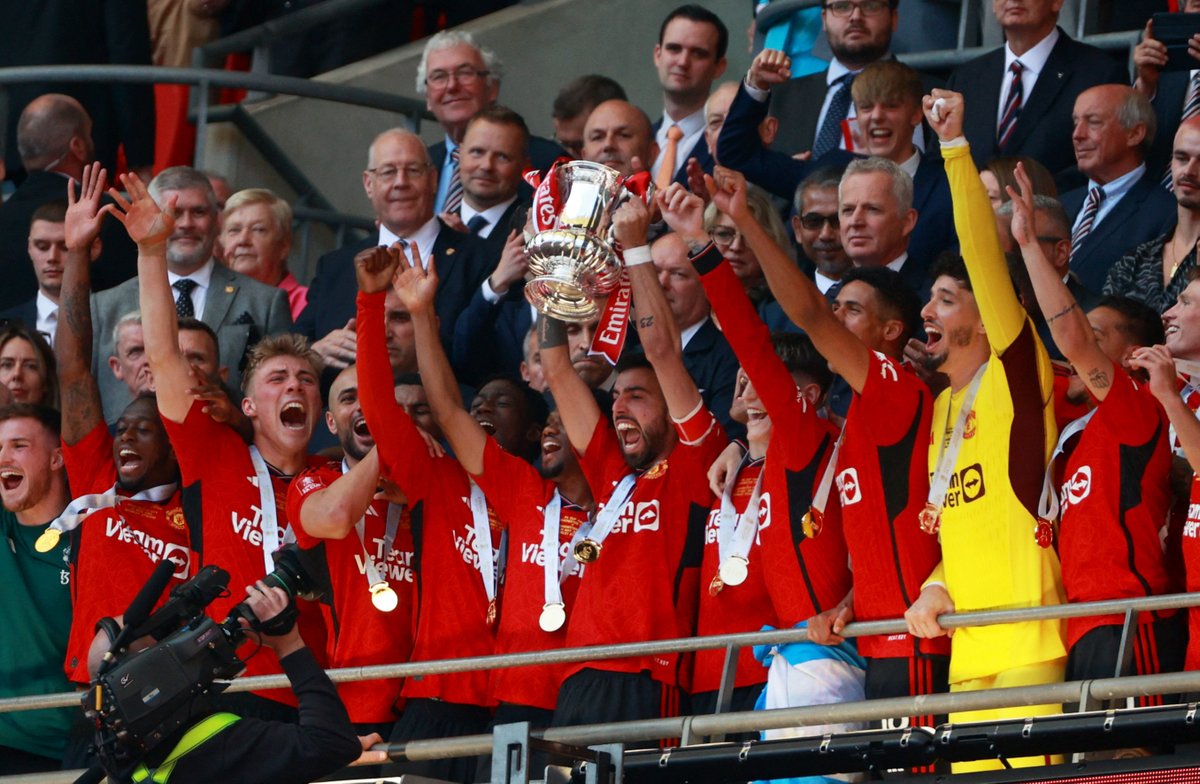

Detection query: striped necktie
(997, 61), (1024, 150)
(444, 148), (464, 214)
(1069, 186), (1105, 260)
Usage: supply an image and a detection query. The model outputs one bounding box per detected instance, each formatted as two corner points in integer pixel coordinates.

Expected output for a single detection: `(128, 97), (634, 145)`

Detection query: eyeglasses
(366, 164), (431, 182)
(709, 226), (743, 246)
(799, 212), (840, 231)
(425, 66), (491, 89)
(823, 0), (892, 17)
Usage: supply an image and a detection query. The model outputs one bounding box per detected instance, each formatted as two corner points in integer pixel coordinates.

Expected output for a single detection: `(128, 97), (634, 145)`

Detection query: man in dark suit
(91, 167), (293, 424)
(295, 129), (492, 374)
(0, 94), (137, 312)
(766, 0), (940, 157)
(1061, 84), (1175, 292)
(452, 106), (531, 265)
(650, 5), (728, 189)
(944, 0), (1127, 184)
(1132, 4), (1200, 178)
(415, 29), (565, 216)
(720, 54), (955, 281)
(838, 157), (929, 296)
(0, 201), (99, 348)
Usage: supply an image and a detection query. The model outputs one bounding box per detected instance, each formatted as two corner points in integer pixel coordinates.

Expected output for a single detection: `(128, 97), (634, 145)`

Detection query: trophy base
(525, 276), (599, 322)
(525, 227), (622, 323)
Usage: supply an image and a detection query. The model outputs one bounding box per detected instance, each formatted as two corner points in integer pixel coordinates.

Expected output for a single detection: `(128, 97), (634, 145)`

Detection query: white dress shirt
(35, 291), (57, 347)
(997, 28), (1061, 130)
(167, 259), (215, 319)
(380, 217), (440, 269)
(651, 108), (706, 181)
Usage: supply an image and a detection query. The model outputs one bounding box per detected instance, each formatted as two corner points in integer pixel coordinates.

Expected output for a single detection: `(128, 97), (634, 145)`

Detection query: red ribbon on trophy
(585, 171), (656, 366)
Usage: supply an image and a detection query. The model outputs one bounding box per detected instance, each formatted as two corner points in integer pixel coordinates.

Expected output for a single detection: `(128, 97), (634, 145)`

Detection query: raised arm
(1131, 345), (1200, 472)
(392, 243), (487, 475)
(539, 313), (600, 453)
(58, 163), (111, 444)
(926, 90), (1026, 354)
(709, 166), (874, 392)
(1009, 163), (1115, 400)
(295, 449), (383, 539)
(109, 173), (194, 423)
(618, 190), (704, 422)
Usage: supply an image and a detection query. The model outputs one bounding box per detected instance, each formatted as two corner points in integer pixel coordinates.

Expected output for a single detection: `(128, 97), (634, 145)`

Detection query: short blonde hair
(242, 334), (322, 392)
(222, 188), (293, 241)
(704, 183), (795, 262)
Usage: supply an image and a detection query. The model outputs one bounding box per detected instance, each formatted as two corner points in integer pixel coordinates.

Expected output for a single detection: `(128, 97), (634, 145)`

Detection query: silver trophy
(524, 161), (639, 322)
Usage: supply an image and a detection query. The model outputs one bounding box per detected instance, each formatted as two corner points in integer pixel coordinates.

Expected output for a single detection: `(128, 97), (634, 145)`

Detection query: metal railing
(3, 591), (1200, 784)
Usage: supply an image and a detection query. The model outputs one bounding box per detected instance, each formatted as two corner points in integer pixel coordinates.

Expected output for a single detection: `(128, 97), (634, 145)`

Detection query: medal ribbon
(716, 456), (764, 568)
(248, 446), (283, 573)
(811, 430), (845, 517)
(46, 481), (178, 537)
(342, 460), (402, 593)
(569, 473), (637, 555)
(468, 479), (502, 609)
(542, 492), (567, 610)
(926, 363), (988, 518)
(1036, 408), (1098, 521)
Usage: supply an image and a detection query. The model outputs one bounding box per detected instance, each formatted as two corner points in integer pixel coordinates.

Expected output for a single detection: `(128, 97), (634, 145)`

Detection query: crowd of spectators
(8, 1), (1200, 781)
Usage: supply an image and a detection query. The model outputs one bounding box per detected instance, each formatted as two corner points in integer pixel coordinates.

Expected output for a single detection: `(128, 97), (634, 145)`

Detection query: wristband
(672, 399), (717, 445)
(939, 136), (968, 149)
(623, 245), (652, 266)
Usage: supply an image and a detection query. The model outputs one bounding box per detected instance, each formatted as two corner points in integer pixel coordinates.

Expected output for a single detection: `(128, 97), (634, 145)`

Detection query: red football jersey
(62, 424), (194, 685)
(357, 290), (502, 707)
(1058, 366), (1173, 648)
(474, 438), (586, 710)
(1182, 476), (1200, 670)
(163, 402), (326, 705)
(63, 422), (118, 496)
(694, 460), (775, 693)
(573, 410), (723, 686)
(695, 251), (851, 630)
(287, 461), (416, 722)
(838, 352), (948, 659)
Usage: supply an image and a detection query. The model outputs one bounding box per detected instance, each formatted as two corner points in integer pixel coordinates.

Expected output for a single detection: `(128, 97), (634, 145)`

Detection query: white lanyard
(343, 460), (402, 611)
(570, 473), (637, 562)
(248, 446), (283, 573)
(468, 479), (502, 624)
(540, 492), (569, 632)
(35, 482), (178, 553)
(1037, 408), (1098, 521)
(922, 362), (988, 533)
(715, 458), (764, 586)
(811, 429), (845, 517)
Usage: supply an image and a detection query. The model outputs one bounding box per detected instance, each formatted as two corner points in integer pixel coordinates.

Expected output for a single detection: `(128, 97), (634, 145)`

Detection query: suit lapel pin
(446, 248), (455, 255)
(225, 285), (235, 293)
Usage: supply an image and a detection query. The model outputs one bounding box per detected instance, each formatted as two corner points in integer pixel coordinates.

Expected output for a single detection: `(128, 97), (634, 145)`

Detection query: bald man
(296, 128), (493, 367)
(704, 81), (777, 161)
(1061, 84), (1175, 293)
(582, 99), (659, 177)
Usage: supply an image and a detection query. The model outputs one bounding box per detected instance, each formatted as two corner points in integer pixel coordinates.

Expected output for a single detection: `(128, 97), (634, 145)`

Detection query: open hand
(108, 172), (175, 249)
(65, 162), (112, 251)
(391, 241), (439, 315)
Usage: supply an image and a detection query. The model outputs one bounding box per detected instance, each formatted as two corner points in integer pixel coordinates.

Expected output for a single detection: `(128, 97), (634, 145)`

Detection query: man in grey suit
(91, 166), (293, 424)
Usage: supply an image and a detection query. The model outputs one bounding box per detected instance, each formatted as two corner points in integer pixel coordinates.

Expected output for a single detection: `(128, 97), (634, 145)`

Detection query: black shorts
(1067, 614), (1187, 707)
(382, 697), (493, 783)
(552, 668), (679, 749)
(864, 654), (950, 730)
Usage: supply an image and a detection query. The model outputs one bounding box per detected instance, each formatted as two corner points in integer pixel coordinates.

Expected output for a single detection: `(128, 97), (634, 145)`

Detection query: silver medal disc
(539, 602), (566, 632)
(718, 556), (749, 586)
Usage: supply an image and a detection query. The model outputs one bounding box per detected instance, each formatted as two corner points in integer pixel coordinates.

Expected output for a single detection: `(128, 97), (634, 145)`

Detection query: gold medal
(572, 538), (601, 563)
(35, 527), (61, 553)
(801, 506), (823, 538)
(708, 574), (725, 596)
(918, 502), (941, 535)
(486, 598), (497, 626)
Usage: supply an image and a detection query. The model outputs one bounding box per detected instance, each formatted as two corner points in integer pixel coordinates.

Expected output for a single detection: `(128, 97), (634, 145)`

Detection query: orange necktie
(656, 124), (684, 190)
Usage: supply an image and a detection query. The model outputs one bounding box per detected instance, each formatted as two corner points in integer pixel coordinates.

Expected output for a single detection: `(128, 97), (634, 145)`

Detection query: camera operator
(90, 580), (360, 784)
